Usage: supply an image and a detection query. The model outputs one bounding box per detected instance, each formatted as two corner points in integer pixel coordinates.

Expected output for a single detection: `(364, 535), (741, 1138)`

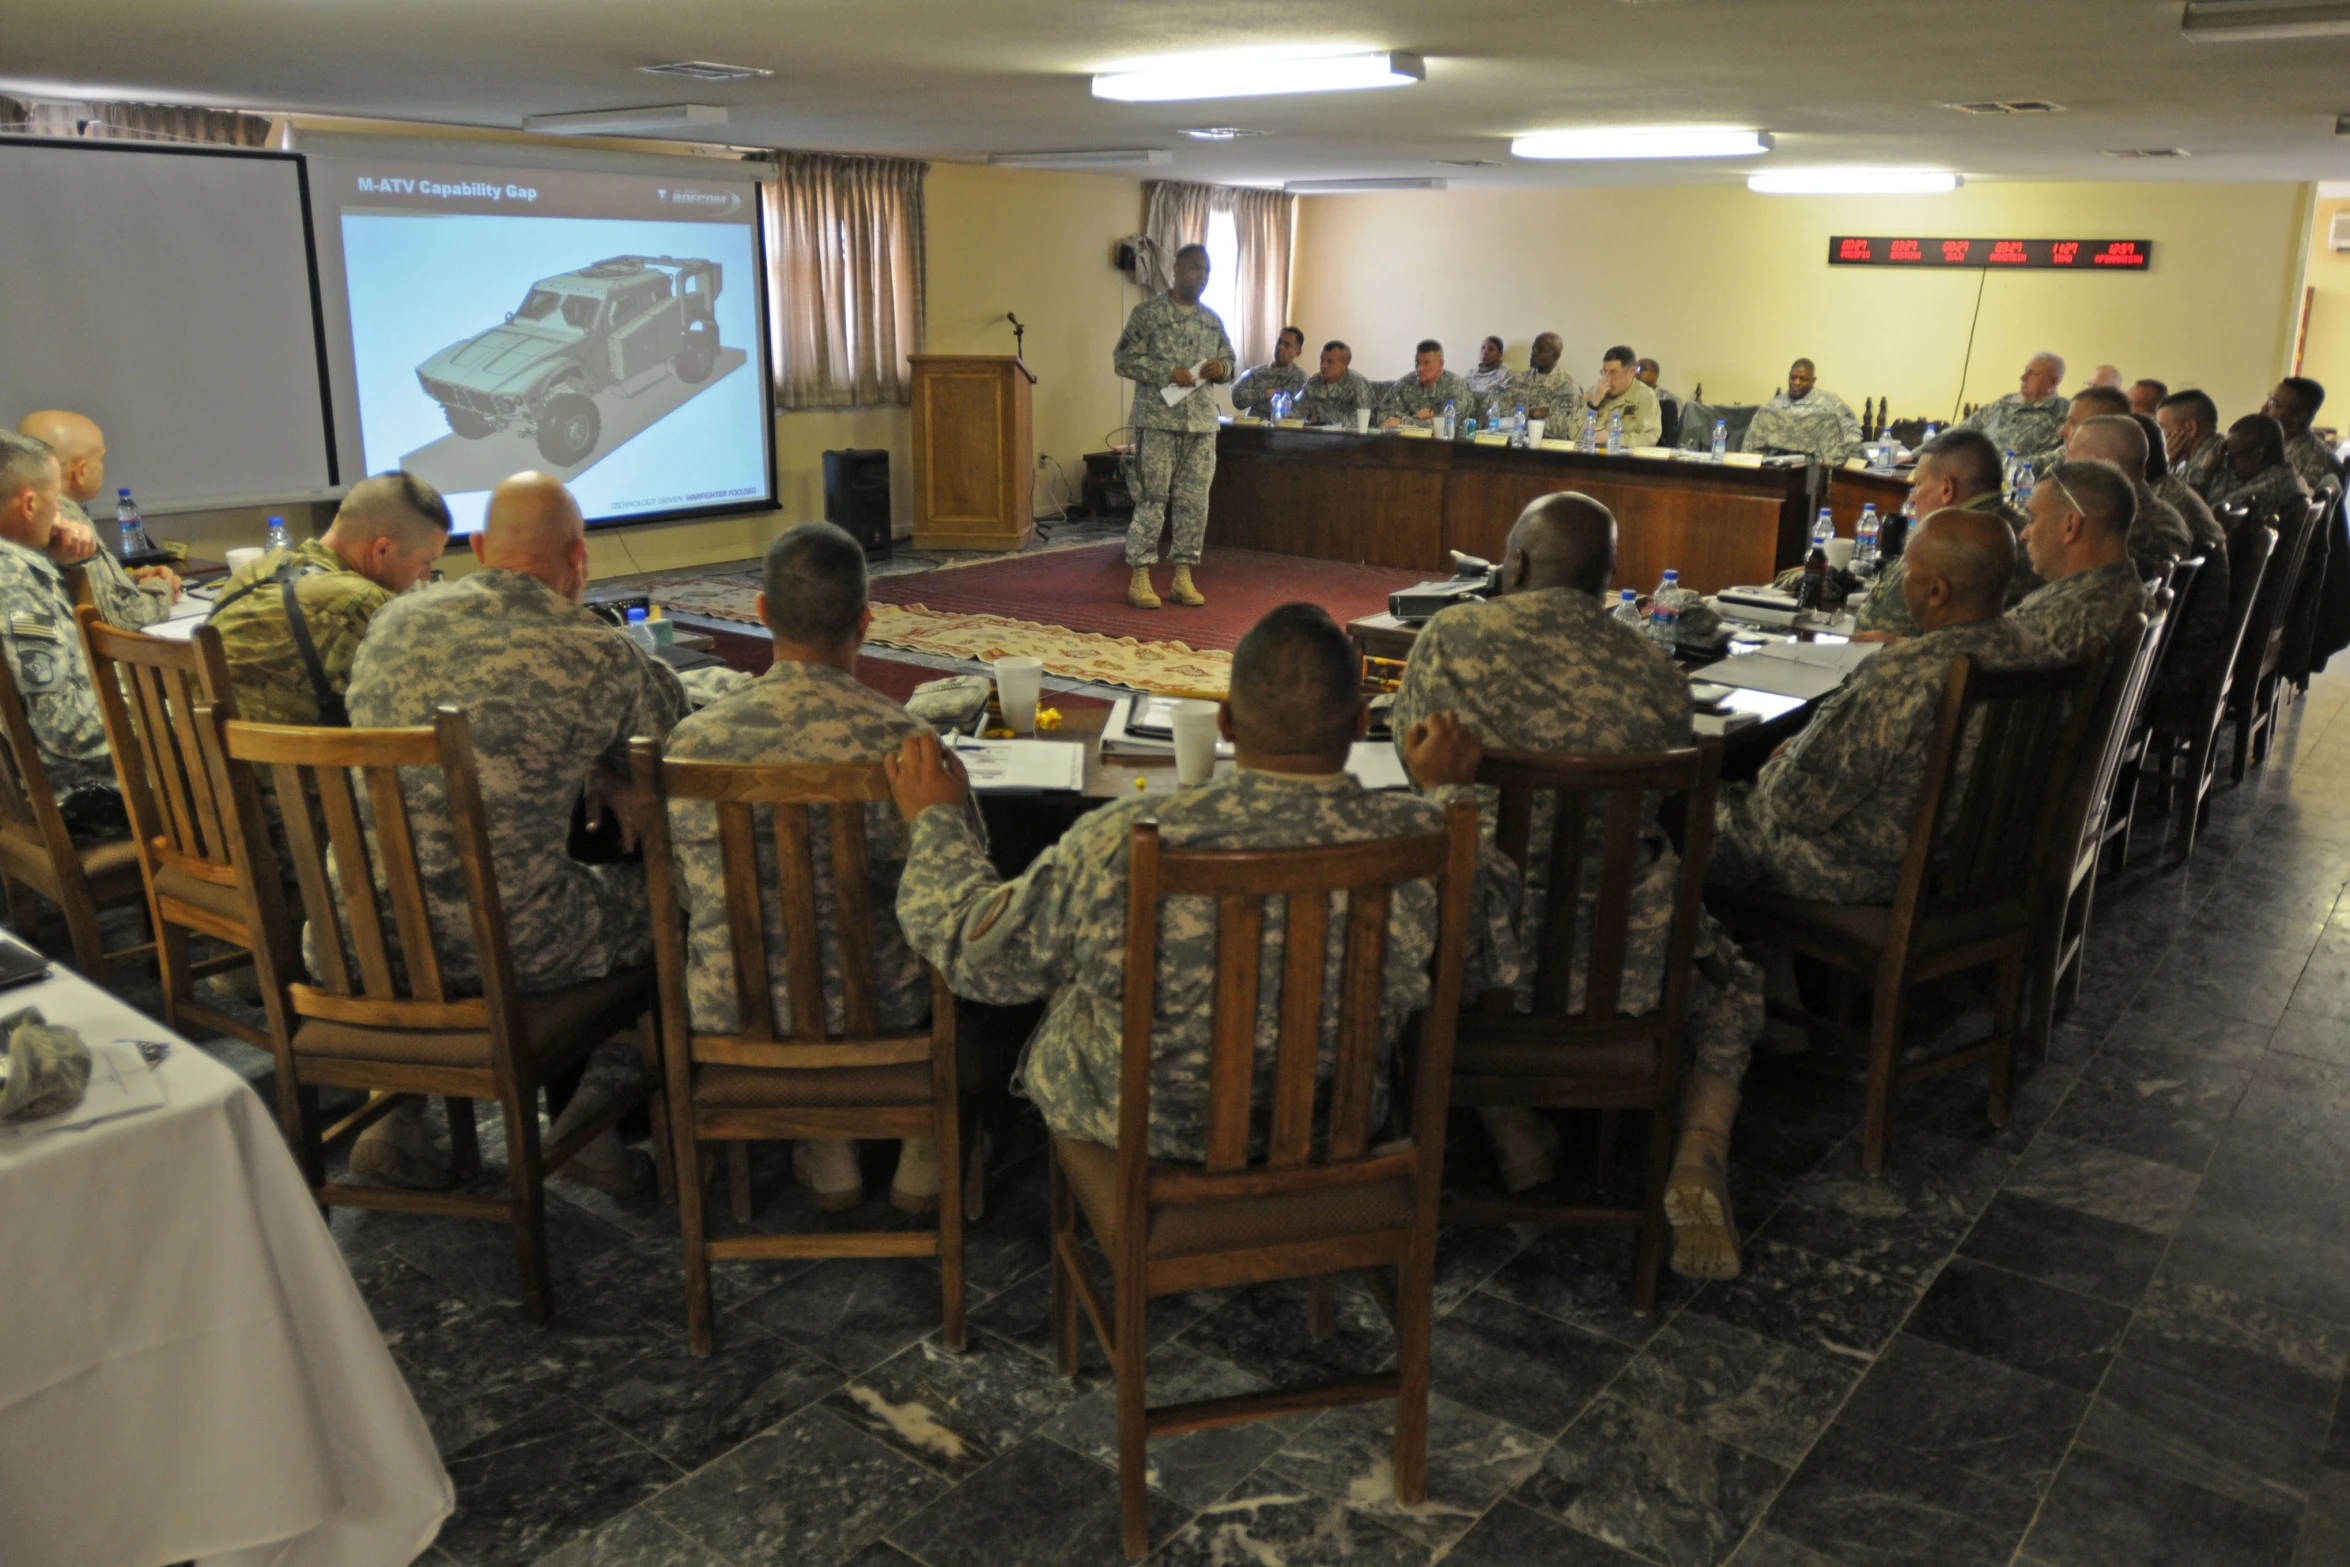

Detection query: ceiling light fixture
(2182, 0), (2350, 41)
(521, 103), (728, 135)
(638, 61), (772, 82)
(1283, 177), (1447, 194)
(1092, 50), (1424, 103)
(2105, 147), (2192, 159)
(1181, 127), (1265, 141)
(987, 148), (1172, 169)
(1512, 126), (1772, 160)
(1748, 168), (1960, 194)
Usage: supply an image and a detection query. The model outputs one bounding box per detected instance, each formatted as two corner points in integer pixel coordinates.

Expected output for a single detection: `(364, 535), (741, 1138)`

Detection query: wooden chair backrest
(77, 608), (239, 891)
(0, 631), (81, 877)
(632, 739), (945, 1074)
(190, 702), (303, 992)
(219, 707), (521, 1046)
(1116, 802), (1478, 1213)
(2061, 610), (2157, 873)
(1886, 649), (2100, 956)
(1468, 742), (1722, 1052)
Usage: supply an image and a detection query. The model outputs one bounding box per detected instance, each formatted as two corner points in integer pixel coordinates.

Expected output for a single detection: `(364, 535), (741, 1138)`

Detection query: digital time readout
(1827, 237), (2153, 270)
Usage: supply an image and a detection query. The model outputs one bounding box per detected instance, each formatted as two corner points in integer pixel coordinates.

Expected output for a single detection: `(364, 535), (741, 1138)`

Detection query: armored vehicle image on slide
(414, 255), (723, 466)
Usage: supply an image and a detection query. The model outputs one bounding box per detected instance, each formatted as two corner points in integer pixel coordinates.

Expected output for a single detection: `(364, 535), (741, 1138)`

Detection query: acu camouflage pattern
(1124, 429), (1216, 568)
(1955, 391), (2069, 467)
(1742, 388), (1862, 464)
(2286, 431), (2343, 496)
(344, 568), (687, 995)
(1389, 587), (1762, 1082)
(662, 660), (933, 1036)
(57, 497), (171, 631)
(1506, 366), (1584, 423)
(2011, 560), (2154, 661)
(2177, 433), (2228, 501)
(1114, 297), (1236, 435)
(896, 768), (1523, 1160)
(1296, 369), (1378, 426)
(1853, 493), (2041, 637)
(1572, 380), (1664, 448)
(1713, 617), (2054, 905)
(0, 537), (113, 797)
(2203, 457), (2312, 524)
(2126, 480), (2193, 580)
(1378, 370), (1473, 430)
(1230, 359), (1309, 416)
(0, 1007), (90, 1122)
(209, 537), (395, 726)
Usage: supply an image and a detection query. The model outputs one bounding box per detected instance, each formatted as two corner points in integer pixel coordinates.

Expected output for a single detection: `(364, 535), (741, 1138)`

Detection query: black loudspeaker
(823, 448), (894, 561)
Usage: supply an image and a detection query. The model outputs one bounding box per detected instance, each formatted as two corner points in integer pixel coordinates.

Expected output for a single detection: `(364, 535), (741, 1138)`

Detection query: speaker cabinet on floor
(823, 448), (894, 561)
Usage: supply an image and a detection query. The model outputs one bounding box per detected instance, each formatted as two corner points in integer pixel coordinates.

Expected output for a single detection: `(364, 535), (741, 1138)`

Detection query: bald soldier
(1506, 333), (1582, 425)
(1388, 493), (1761, 1277)
(16, 410), (180, 630)
(1742, 358), (1862, 464)
(1955, 351), (2070, 470)
(1854, 429), (2039, 638)
(2062, 397), (2192, 577)
(2013, 458), (2154, 659)
(345, 472), (686, 1194)
(0, 430), (120, 835)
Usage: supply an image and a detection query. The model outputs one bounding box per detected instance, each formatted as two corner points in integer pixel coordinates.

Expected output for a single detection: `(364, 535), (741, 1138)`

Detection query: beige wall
(1292, 181), (2311, 428)
(2297, 194), (2350, 433)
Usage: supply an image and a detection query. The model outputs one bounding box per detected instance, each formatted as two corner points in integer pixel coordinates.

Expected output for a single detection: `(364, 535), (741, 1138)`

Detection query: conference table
(0, 960), (454, 1566)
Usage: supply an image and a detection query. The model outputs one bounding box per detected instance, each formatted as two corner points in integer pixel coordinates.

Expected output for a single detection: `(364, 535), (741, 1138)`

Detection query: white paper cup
(1170, 699), (1221, 786)
(1353, 408), (1372, 434)
(1527, 418), (1547, 445)
(225, 546), (265, 573)
(1824, 537), (1857, 570)
(993, 656), (1043, 732)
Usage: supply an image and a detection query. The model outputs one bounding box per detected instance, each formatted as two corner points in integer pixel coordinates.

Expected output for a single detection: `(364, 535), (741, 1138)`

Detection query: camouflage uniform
(896, 768), (1521, 1160)
(1296, 370), (1378, 427)
(345, 569), (687, 996)
(662, 660), (933, 1036)
(1853, 492), (2041, 637)
(2126, 480), (2193, 581)
(1506, 366), (1584, 424)
(2286, 431), (2342, 496)
(2011, 560), (2154, 661)
(1712, 618), (2054, 904)
(1955, 391), (2069, 468)
(1741, 388), (1862, 465)
(2153, 479), (2237, 725)
(208, 538), (395, 726)
(2176, 433), (2228, 501)
(1115, 296), (1236, 570)
(0, 537), (114, 798)
(56, 497), (171, 631)
(2204, 458), (2312, 524)
(1390, 587), (1762, 1082)
(1377, 370), (1473, 430)
(1464, 363), (1515, 405)
(1230, 360), (1309, 417)
(1571, 381), (1664, 449)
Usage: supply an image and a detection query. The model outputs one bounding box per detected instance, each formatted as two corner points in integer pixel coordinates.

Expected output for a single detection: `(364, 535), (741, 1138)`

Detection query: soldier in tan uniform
(16, 411), (179, 631)
(662, 521), (953, 1213)
(1576, 346), (1664, 448)
(2013, 459), (2155, 658)
(1855, 431), (2038, 638)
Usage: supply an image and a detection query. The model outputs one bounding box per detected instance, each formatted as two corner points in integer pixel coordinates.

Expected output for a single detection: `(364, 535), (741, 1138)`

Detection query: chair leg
(1630, 1105), (1674, 1316)
(937, 1093), (967, 1353)
(1048, 1145), (1080, 1378)
(58, 882), (109, 981)
(1115, 1256), (1151, 1561)
(286, 1080), (327, 1192)
(153, 912), (195, 1036)
(635, 1013), (674, 1206)
(1393, 1236), (1438, 1510)
(1988, 955), (2024, 1130)
(679, 1132), (715, 1357)
(1861, 980), (1906, 1177)
(1595, 1108), (1621, 1187)
(727, 1141), (754, 1222)
(2231, 705), (2253, 782)
(446, 1096), (479, 1181)
(503, 1089), (554, 1326)
(1307, 1276), (1337, 1343)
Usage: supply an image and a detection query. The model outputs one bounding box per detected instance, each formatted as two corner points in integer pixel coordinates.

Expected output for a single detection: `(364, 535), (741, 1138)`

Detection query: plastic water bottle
(1856, 503), (1881, 575)
(264, 514), (292, 554)
(1711, 419), (1728, 463)
(623, 606), (658, 651)
(1512, 405), (1528, 447)
(1461, 415), (1478, 441)
(1811, 508), (1835, 553)
(1438, 399), (1457, 440)
(1580, 413), (1598, 453)
(113, 489), (156, 556)
(1647, 569), (1681, 645)
(1607, 409), (1626, 455)
(1613, 588), (1643, 627)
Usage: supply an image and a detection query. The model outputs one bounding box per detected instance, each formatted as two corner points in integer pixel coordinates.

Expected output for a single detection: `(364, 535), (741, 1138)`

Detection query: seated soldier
(2264, 376), (2342, 494)
(1295, 340), (1378, 427)
(2202, 413), (2314, 521)
(2013, 458), (2155, 659)
(1506, 333), (1582, 425)
(1713, 509), (2054, 905)
(663, 521), (953, 1213)
(0, 430), (123, 840)
(210, 472), (451, 725)
(16, 410), (180, 631)
(2157, 390), (2228, 500)
(2063, 403), (2191, 578)
(1855, 429), (2038, 639)
(1576, 346), (1665, 447)
(2135, 411), (2226, 557)
(345, 471), (687, 1195)
(1389, 491), (1762, 1276)
(1230, 326), (1310, 417)
(1379, 340), (1472, 431)
(889, 603), (1518, 1163)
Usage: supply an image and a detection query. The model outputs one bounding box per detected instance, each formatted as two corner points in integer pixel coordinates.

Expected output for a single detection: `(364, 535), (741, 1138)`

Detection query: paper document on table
(1703, 656), (1847, 701)
(952, 739), (1086, 792)
(1756, 638), (1881, 674)
(1160, 360), (1211, 408)
(0, 1040), (165, 1136)
(1345, 741), (1410, 791)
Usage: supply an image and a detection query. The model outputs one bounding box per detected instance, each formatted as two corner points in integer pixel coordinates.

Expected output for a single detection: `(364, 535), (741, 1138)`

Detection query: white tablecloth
(0, 967), (452, 1566)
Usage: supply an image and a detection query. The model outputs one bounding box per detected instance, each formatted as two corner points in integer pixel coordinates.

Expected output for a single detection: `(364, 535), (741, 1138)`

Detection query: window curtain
(81, 102), (274, 146)
(1142, 179), (1214, 285)
(766, 151), (927, 409)
(1140, 178), (1293, 370)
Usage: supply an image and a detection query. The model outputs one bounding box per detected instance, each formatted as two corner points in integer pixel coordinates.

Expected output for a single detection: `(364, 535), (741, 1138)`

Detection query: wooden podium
(909, 354), (1035, 552)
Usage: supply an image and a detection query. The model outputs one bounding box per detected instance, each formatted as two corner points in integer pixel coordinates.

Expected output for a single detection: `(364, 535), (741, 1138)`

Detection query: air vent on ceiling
(1945, 99), (2067, 114)
(639, 60), (773, 81)
(1436, 158), (1500, 167)
(1181, 127), (1265, 141)
(2330, 210), (2350, 252)
(2106, 147), (2192, 158)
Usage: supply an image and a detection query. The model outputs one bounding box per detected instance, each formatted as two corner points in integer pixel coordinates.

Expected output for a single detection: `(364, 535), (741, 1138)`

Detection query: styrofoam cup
(1824, 537), (1857, 570)
(226, 546), (265, 573)
(1171, 700), (1221, 785)
(994, 656), (1043, 732)
(1527, 418), (1547, 445)
(1353, 408), (1372, 434)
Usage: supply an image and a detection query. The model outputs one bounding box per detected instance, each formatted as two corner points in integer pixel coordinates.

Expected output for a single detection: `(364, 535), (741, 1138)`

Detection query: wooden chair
(1709, 651), (2101, 1174)
(1442, 742), (1724, 1316)
(2229, 495), (2327, 780)
(77, 607), (273, 1048)
(630, 740), (971, 1358)
(1048, 803), (1478, 1560)
(2141, 526), (2276, 861)
(2096, 559), (2204, 871)
(198, 703), (664, 1324)
(0, 632), (150, 978)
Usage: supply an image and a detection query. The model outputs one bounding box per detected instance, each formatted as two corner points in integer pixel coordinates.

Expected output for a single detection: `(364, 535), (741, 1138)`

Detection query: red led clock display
(1826, 237), (2153, 270)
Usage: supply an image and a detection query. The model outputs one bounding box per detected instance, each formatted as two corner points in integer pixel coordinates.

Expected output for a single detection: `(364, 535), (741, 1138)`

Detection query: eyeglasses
(2044, 470), (2085, 521)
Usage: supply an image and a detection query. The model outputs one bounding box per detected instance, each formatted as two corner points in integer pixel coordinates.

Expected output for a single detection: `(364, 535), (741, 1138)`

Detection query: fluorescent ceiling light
(1092, 50), (1423, 103)
(1512, 126), (1772, 160)
(1748, 167), (1961, 194)
(988, 148), (1171, 169)
(638, 61), (772, 82)
(522, 103), (727, 135)
(1181, 127), (1266, 141)
(1284, 177), (1447, 194)
(2181, 1), (2350, 40)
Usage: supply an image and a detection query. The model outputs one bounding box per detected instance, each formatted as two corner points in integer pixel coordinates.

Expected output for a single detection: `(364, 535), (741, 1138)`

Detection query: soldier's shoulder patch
(7, 611), (60, 642)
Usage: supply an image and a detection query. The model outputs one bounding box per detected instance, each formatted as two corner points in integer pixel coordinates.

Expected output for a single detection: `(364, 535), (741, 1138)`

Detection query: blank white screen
(0, 139), (335, 512)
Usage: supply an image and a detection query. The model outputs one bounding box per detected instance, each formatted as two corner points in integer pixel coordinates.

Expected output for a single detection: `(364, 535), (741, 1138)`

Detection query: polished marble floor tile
(2076, 1351), (2333, 1518)
(2002, 1130), (2202, 1233)
(823, 1332), (1088, 1483)
(648, 1407), (946, 1567)
(1518, 1394), (1786, 1567)
(531, 1506), (725, 1567)
(587, 1328), (844, 1472)
(1678, 1237), (1919, 1366)
(886, 1435), (1189, 1565)
(1265, 1393), (1547, 1551)
(733, 1255), (960, 1376)
(1833, 1333), (2087, 1495)
(438, 1397), (682, 1567)
(1605, 1311), (1856, 1468)
(1044, 1340), (1313, 1512)
(2021, 1446), (2302, 1567)
(1763, 1423), (2036, 1567)
(1956, 1190), (2169, 1306)
(1149, 1485), (1435, 1567)
(1441, 1499), (1645, 1565)
(1479, 1224), (1677, 1347)
(1426, 1288), (1631, 1438)
(1904, 1257), (2131, 1394)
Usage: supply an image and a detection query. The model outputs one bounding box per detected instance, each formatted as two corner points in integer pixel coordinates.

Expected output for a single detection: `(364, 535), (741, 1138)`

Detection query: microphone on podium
(1006, 312), (1026, 359)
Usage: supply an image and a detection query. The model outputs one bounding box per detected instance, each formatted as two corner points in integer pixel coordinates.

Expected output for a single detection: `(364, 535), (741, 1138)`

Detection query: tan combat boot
(1128, 567), (1162, 610)
(1167, 564), (1206, 606)
(1664, 1074), (1742, 1280)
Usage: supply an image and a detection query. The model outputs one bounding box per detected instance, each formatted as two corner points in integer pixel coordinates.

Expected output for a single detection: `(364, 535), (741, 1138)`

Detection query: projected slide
(311, 155), (773, 532)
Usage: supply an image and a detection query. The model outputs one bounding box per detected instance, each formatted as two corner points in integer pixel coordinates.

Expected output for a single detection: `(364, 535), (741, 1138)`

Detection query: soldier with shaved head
(16, 409), (180, 629)
(1742, 357), (1861, 464)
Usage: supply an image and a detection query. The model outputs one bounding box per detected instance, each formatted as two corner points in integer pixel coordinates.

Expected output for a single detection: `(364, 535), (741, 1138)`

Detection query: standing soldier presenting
(1114, 243), (1233, 611)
